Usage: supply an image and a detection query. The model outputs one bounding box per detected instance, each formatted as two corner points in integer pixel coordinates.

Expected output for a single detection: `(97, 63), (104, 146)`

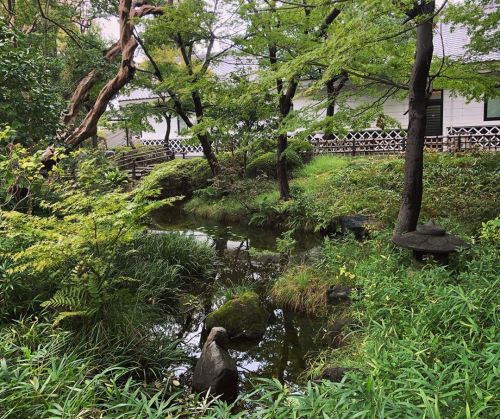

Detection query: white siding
(141, 116), (179, 141)
(132, 90), (498, 144)
(293, 90), (498, 135)
(443, 92), (497, 129)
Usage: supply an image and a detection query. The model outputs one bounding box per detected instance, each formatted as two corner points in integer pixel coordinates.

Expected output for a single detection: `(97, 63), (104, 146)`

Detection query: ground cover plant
(0, 149), (219, 417)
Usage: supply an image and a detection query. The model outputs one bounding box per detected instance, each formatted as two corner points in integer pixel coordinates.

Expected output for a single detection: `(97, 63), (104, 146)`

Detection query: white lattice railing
(307, 126), (500, 155)
(142, 136), (203, 153)
(141, 125), (500, 156)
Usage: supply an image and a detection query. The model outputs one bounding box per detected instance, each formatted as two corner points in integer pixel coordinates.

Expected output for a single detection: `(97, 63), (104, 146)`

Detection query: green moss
(205, 291), (268, 338)
(134, 158), (212, 201)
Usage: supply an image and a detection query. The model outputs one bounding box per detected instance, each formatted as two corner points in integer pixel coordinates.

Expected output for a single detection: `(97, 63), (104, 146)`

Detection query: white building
(117, 21), (500, 156)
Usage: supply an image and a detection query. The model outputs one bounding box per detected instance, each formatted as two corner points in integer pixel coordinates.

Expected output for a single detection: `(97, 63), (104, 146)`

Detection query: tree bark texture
(63, 1), (164, 147)
(59, 43), (120, 133)
(394, 2), (435, 235)
(324, 73), (348, 139)
(191, 91), (220, 176)
(276, 80), (298, 200)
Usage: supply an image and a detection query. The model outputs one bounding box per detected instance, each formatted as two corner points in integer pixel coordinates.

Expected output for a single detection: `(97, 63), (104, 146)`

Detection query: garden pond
(151, 206), (327, 388)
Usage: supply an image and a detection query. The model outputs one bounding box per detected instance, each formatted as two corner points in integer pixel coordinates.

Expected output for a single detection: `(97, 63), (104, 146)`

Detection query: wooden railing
(309, 133), (500, 156)
(111, 146), (174, 179)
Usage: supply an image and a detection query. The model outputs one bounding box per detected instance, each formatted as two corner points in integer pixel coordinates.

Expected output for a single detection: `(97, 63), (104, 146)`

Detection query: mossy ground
(183, 152), (499, 234)
(134, 157), (212, 201)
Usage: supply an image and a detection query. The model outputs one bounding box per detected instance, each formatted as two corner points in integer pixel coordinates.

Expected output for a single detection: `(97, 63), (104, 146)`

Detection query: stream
(151, 206), (327, 387)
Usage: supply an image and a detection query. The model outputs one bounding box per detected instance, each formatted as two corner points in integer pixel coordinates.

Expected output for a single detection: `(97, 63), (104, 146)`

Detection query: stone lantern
(392, 220), (470, 264)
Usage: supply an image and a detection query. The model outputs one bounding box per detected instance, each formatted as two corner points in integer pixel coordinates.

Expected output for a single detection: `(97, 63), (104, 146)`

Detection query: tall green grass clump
(0, 320), (190, 418)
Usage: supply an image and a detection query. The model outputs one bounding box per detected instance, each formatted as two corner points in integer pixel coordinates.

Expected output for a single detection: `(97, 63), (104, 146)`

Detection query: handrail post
(132, 158), (136, 180)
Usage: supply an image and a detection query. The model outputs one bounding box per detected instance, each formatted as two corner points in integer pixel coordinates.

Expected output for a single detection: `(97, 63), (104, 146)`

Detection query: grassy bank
(2, 149), (498, 417)
(183, 153), (499, 234)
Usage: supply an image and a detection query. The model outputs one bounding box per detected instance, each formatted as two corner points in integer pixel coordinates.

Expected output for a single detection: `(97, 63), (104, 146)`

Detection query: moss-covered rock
(134, 158), (212, 200)
(205, 291), (268, 339)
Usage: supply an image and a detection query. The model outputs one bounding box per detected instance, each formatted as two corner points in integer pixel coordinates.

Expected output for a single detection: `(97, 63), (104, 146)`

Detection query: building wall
(130, 90), (498, 146)
(141, 116), (180, 141)
(443, 91), (498, 129)
(294, 90), (498, 135)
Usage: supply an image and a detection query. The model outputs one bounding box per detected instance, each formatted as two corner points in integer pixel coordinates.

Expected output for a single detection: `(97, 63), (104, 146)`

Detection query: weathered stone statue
(192, 327), (238, 403)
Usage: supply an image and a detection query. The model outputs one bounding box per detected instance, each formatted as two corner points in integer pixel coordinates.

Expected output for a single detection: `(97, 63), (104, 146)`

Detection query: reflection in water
(151, 205), (326, 385)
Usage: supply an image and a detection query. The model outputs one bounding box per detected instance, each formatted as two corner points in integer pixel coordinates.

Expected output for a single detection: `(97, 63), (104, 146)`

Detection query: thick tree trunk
(62, 2), (164, 147)
(198, 134), (220, 176)
(394, 2), (435, 235)
(65, 1), (137, 147)
(59, 43), (120, 132)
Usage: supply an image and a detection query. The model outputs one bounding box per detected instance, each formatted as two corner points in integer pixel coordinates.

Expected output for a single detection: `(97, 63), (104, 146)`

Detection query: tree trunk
(276, 133), (290, 200)
(276, 80), (298, 200)
(191, 91), (220, 176)
(64, 1), (137, 147)
(62, 1), (164, 147)
(7, 0), (15, 27)
(324, 73), (347, 140)
(59, 43), (120, 133)
(163, 113), (171, 148)
(394, 2), (435, 235)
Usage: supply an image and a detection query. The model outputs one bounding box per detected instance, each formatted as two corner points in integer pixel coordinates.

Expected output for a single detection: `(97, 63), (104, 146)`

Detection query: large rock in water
(205, 291), (268, 340)
(192, 327), (238, 403)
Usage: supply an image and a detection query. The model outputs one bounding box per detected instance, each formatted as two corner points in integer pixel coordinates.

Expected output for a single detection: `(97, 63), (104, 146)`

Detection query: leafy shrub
(246, 151), (276, 177)
(246, 149), (303, 178)
(288, 137), (314, 162)
(480, 217), (500, 246)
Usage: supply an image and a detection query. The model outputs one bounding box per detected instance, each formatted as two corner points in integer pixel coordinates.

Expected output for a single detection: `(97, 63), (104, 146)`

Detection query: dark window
(484, 90), (500, 121)
(425, 90), (443, 136)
